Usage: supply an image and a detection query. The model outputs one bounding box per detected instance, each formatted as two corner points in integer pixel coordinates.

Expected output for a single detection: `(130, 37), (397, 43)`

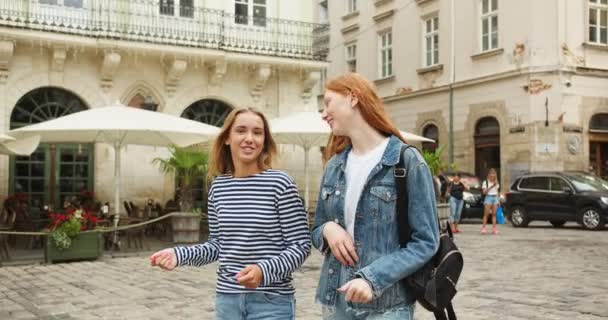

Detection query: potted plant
(421, 145), (452, 223)
(152, 146), (209, 243)
(46, 208), (102, 263)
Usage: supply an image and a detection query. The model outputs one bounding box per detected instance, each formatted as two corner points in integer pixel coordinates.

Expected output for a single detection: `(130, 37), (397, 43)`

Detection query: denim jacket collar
(334, 135), (403, 170)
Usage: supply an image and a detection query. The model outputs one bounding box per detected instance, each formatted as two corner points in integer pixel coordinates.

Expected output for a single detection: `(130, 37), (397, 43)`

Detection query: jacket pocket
(369, 186), (397, 222)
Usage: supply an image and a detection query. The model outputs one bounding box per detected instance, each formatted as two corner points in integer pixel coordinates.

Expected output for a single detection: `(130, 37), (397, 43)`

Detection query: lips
(241, 146), (256, 154)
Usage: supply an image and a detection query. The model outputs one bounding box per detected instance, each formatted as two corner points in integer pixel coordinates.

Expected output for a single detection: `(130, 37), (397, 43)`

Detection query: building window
(347, 0), (357, 13)
(480, 0), (498, 52)
(422, 124), (439, 153)
(319, 1), (329, 24)
(160, 0), (193, 18)
(235, 0), (267, 27)
(40, 0), (84, 8)
(379, 31), (393, 79)
(160, 0), (175, 16)
(589, 0), (608, 45)
(181, 99), (233, 127)
(128, 94), (159, 112)
(424, 16), (439, 67)
(346, 43), (357, 72)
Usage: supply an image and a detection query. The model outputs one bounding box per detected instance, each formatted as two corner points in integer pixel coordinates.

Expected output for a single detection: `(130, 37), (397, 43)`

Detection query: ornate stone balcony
(0, 0), (329, 61)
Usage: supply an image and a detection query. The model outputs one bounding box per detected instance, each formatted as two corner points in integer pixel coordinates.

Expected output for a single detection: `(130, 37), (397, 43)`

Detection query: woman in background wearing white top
(481, 168), (500, 234)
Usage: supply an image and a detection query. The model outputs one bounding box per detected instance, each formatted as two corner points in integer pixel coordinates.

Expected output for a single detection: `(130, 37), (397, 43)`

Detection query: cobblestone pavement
(1, 222), (607, 320)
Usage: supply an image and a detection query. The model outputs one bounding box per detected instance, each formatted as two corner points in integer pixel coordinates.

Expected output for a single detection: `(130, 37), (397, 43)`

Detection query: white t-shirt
(483, 180), (500, 196)
(344, 138), (390, 237)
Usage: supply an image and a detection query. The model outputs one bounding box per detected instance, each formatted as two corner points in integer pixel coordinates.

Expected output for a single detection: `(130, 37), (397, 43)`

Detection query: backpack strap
(395, 145), (413, 247)
(395, 145), (451, 246)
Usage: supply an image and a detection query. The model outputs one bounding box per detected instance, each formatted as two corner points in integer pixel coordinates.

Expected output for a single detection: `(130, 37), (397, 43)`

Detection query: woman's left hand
(236, 265), (263, 289)
(338, 278), (373, 303)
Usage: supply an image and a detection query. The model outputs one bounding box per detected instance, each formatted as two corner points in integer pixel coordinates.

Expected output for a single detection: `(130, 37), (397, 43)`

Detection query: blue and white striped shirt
(174, 169), (311, 295)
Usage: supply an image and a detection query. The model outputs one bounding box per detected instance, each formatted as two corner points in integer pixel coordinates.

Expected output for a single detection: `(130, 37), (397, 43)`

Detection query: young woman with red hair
(311, 73), (439, 319)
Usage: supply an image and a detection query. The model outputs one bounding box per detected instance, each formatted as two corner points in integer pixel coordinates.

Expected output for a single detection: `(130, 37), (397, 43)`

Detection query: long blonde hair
(208, 108), (277, 178)
(323, 73), (405, 161)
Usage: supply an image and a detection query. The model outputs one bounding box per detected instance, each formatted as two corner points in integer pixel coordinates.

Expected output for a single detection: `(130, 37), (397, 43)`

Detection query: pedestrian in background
(481, 168), (500, 234)
(447, 173), (469, 233)
(150, 108), (311, 320)
(311, 73), (439, 319)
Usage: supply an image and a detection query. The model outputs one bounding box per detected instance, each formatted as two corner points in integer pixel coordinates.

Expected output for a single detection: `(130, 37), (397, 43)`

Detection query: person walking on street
(311, 73), (439, 319)
(150, 108), (311, 320)
(447, 173), (469, 233)
(481, 168), (500, 235)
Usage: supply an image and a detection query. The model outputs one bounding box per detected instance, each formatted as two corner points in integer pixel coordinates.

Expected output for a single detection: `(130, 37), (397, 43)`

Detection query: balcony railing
(0, 0), (329, 61)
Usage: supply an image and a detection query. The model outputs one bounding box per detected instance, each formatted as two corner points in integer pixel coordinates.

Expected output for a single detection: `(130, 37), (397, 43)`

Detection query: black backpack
(395, 145), (464, 320)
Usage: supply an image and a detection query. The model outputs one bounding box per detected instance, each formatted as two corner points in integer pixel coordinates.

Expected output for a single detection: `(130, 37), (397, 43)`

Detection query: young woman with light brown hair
(150, 108), (311, 320)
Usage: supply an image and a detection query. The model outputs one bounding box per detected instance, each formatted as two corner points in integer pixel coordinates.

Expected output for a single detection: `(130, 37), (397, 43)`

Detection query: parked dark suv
(506, 171), (608, 230)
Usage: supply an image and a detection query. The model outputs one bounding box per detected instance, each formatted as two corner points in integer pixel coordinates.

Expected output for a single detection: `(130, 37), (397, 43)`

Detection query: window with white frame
(347, 0), (357, 13)
(39, 0), (84, 8)
(379, 31), (393, 78)
(424, 16), (439, 66)
(160, 0), (193, 18)
(589, 0), (608, 44)
(235, 0), (267, 27)
(346, 43), (357, 72)
(480, 0), (498, 52)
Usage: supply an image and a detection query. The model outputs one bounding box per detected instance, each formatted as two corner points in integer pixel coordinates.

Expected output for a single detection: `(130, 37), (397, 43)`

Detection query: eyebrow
(234, 125), (264, 130)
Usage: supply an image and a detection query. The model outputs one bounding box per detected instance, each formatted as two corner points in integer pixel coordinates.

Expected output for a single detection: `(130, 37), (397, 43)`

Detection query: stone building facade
(0, 0), (328, 211)
(322, 0), (608, 188)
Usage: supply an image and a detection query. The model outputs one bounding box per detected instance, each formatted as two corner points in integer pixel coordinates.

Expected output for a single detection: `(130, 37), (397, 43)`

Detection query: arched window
(180, 99), (232, 211)
(181, 99), (232, 127)
(11, 87), (88, 129)
(590, 113), (608, 132)
(127, 93), (158, 111)
(475, 116), (500, 137)
(474, 116), (500, 180)
(422, 124), (439, 153)
(10, 87), (92, 211)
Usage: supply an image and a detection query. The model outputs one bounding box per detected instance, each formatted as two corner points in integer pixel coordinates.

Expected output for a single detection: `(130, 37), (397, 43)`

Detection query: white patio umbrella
(9, 103), (220, 226)
(0, 133), (15, 143)
(0, 135), (40, 155)
(270, 111), (435, 211)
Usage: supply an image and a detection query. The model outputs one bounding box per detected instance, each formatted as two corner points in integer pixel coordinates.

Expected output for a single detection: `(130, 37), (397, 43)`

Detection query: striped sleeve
(174, 185), (221, 267)
(256, 180), (311, 286)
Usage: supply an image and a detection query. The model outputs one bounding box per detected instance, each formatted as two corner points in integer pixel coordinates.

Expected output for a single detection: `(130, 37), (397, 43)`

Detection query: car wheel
(509, 206), (529, 227)
(579, 207), (605, 230)
(550, 220), (566, 228)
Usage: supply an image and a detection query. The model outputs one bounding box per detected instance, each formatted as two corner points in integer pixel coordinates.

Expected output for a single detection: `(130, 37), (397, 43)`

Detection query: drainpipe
(448, 0), (455, 164)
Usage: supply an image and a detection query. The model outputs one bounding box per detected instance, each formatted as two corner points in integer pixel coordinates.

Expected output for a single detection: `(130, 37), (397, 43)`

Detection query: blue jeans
(449, 196), (464, 223)
(322, 267), (414, 320)
(216, 293), (295, 320)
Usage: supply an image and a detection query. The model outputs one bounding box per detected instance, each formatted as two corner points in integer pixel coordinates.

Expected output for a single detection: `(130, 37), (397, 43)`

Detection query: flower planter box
(45, 232), (103, 263)
(171, 212), (201, 243)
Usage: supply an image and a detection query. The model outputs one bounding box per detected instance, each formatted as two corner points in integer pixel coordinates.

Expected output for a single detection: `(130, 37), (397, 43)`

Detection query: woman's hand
(323, 222), (359, 266)
(236, 265), (264, 289)
(150, 248), (177, 271)
(338, 278), (373, 304)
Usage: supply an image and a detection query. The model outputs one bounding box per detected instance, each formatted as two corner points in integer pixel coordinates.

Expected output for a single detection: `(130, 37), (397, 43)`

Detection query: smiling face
(321, 89), (358, 136)
(225, 111), (266, 169)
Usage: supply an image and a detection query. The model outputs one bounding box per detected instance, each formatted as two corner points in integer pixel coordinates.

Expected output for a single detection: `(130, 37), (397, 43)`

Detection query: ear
(350, 94), (359, 108)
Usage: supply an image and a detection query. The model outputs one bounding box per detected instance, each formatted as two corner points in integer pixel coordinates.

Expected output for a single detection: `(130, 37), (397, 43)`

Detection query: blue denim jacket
(311, 135), (440, 313)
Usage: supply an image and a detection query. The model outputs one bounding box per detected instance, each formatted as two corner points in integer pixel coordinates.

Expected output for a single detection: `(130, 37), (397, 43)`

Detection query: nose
(244, 131), (254, 143)
(321, 109), (329, 120)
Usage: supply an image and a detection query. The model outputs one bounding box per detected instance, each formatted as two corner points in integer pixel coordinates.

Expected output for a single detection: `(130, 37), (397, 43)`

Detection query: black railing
(0, 0), (329, 61)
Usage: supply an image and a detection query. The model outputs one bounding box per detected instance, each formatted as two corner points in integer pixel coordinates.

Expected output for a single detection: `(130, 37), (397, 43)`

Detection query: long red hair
(323, 73), (405, 161)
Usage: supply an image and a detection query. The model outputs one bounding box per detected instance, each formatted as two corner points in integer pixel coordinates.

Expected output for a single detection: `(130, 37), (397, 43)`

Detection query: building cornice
(383, 66), (578, 103)
(0, 27), (328, 71)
